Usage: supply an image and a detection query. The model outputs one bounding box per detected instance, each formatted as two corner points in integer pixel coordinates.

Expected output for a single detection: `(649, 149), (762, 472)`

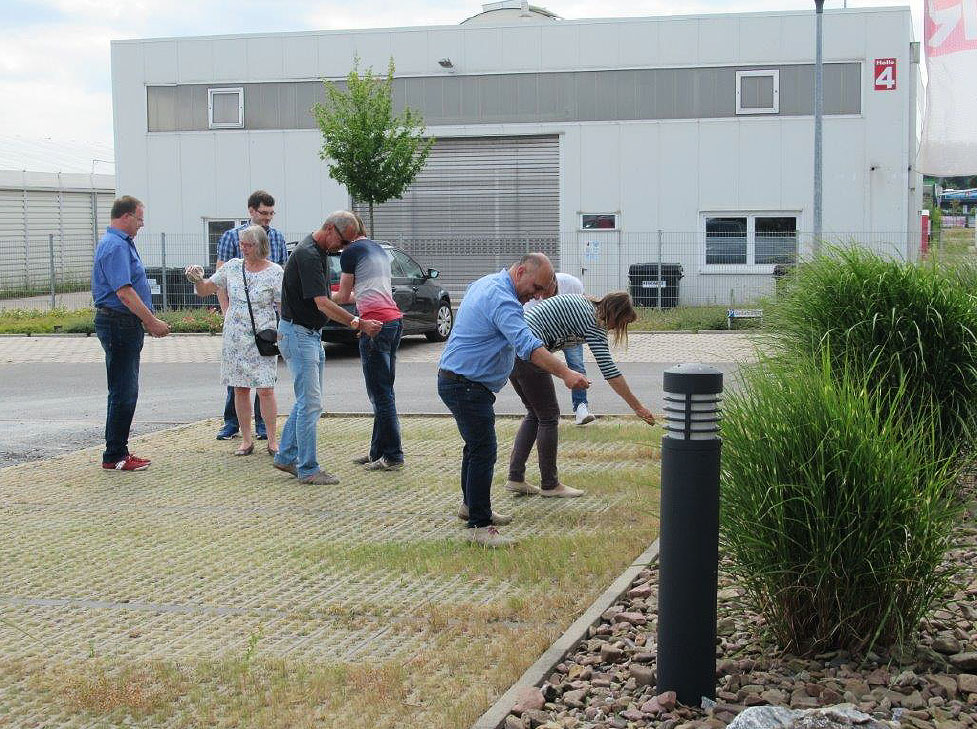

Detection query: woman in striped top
(506, 292), (656, 498)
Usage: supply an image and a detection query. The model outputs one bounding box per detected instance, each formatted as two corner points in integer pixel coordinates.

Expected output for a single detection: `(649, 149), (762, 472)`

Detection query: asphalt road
(0, 341), (742, 468)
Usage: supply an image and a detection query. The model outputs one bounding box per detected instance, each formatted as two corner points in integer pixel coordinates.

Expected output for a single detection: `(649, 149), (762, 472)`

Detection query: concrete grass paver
(0, 415), (661, 727)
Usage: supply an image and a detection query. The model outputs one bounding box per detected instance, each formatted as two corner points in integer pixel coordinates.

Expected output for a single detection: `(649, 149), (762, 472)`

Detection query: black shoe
(255, 431), (268, 441)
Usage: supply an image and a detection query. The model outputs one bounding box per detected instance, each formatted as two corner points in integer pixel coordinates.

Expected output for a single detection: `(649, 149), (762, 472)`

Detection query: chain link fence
(0, 230), (918, 312)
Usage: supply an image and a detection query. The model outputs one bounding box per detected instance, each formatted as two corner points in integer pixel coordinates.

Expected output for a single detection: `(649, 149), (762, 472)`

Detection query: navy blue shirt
(438, 269), (543, 392)
(92, 226), (153, 312)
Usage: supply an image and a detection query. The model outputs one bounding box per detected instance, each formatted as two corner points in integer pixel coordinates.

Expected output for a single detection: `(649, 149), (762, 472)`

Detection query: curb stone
(471, 538), (661, 729)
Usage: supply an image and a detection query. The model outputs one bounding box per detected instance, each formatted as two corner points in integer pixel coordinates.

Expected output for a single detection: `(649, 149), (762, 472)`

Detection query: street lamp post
(813, 0), (825, 253)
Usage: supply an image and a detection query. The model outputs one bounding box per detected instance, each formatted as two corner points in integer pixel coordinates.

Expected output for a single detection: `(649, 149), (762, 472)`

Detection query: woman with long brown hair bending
(505, 291), (656, 497)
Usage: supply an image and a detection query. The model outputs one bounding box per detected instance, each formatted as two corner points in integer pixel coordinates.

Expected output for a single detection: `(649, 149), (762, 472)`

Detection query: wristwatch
(350, 316), (360, 330)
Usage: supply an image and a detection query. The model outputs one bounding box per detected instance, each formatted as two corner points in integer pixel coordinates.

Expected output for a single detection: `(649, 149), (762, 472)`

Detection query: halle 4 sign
(874, 58), (897, 90)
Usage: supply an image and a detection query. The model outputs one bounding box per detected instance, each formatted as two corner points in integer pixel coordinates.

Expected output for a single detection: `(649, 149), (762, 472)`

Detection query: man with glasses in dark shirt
(272, 212), (382, 485)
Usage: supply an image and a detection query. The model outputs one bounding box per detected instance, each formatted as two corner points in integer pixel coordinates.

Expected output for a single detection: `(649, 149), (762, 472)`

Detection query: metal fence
(0, 230), (920, 312)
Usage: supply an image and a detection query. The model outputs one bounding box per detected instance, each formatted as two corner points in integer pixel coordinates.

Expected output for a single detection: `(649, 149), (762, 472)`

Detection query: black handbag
(242, 262), (280, 357)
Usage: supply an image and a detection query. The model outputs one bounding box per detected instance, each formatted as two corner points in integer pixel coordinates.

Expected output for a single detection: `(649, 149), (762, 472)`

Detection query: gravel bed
(504, 501), (977, 729)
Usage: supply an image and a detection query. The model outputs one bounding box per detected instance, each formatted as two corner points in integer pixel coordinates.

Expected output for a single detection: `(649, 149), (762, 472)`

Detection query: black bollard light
(656, 363), (723, 706)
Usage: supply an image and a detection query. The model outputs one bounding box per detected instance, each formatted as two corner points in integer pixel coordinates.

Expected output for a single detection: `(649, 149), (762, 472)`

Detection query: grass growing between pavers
(0, 415), (660, 728)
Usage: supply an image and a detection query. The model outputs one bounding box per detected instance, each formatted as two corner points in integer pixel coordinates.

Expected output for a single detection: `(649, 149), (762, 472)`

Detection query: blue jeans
(222, 386), (265, 433)
(438, 374), (497, 528)
(563, 344), (588, 410)
(95, 308), (145, 463)
(274, 319), (325, 478)
(360, 319), (404, 463)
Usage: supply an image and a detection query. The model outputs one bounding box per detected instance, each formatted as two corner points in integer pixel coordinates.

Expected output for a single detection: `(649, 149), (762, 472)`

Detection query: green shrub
(632, 305), (731, 331)
(721, 354), (961, 654)
(765, 246), (977, 457)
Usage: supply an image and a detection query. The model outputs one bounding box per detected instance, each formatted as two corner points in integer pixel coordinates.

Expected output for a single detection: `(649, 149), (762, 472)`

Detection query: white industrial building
(110, 1), (922, 305)
(0, 137), (115, 301)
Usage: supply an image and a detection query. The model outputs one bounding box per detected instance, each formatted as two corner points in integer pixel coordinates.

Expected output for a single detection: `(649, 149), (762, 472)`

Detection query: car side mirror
(427, 268), (440, 279)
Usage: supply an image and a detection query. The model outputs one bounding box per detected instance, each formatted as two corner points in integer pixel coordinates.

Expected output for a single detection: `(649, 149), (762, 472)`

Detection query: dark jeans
(360, 319), (404, 463)
(95, 308), (145, 463)
(438, 374), (497, 528)
(222, 386), (264, 432)
(508, 358), (561, 489)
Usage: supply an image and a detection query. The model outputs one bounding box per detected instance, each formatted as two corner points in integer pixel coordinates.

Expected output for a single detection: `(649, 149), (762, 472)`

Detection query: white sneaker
(575, 403), (596, 426)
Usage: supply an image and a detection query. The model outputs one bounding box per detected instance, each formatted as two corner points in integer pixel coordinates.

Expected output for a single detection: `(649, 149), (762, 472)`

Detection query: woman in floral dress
(186, 225), (284, 456)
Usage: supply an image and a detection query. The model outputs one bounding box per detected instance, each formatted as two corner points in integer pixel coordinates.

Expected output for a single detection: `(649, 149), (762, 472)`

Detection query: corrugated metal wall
(0, 188), (114, 296)
(352, 134), (560, 298)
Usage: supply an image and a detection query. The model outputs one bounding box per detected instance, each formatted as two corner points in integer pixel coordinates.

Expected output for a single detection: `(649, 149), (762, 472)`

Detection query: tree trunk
(368, 202), (375, 239)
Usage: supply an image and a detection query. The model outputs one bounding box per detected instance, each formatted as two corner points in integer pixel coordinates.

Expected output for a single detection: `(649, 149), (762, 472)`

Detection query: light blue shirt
(438, 269), (544, 392)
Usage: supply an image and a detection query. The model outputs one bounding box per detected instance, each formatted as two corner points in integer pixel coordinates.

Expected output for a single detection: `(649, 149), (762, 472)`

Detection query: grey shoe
(468, 526), (515, 548)
(505, 480), (541, 496)
(540, 483), (584, 498)
(299, 470), (340, 485)
(364, 457), (404, 472)
(457, 504), (514, 526)
(351, 454), (372, 465)
(273, 461), (297, 476)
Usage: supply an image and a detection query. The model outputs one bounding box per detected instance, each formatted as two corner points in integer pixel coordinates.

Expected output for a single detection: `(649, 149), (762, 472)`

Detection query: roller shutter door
(353, 134), (560, 298)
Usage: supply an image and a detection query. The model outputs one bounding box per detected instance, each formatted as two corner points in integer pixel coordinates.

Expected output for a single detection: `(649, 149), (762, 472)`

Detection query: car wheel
(426, 300), (453, 342)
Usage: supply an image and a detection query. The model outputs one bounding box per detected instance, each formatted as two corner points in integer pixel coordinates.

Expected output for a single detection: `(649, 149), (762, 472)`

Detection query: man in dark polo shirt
(272, 212), (382, 485)
(91, 195), (171, 472)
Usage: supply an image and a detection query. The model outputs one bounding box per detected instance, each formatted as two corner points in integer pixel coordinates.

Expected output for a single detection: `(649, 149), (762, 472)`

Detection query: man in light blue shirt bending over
(437, 252), (590, 548)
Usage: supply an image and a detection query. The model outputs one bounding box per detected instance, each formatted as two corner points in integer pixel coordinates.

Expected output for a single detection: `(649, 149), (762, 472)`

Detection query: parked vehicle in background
(317, 244), (453, 345)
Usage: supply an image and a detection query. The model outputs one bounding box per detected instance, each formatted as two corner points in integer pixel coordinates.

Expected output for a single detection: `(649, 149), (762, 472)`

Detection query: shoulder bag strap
(241, 261), (260, 337)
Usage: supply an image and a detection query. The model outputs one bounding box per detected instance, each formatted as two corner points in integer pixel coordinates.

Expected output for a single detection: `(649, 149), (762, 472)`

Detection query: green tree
(313, 58), (434, 236)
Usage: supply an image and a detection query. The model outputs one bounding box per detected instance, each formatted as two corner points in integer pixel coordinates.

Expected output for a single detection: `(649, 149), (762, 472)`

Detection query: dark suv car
(320, 244), (453, 345)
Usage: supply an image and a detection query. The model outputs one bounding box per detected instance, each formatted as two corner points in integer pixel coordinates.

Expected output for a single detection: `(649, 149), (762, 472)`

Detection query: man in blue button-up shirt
(437, 253), (590, 547)
(92, 195), (170, 471)
(214, 190), (288, 441)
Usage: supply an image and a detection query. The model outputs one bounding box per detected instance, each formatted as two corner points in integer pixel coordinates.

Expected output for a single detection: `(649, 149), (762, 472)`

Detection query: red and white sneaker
(128, 454), (152, 465)
(102, 455), (150, 472)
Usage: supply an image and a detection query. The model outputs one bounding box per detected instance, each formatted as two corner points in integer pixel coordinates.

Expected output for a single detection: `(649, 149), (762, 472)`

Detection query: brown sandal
(234, 444), (254, 456)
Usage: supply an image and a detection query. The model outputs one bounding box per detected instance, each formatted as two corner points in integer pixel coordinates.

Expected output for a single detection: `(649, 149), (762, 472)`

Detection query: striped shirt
(523, 294), (622, 380)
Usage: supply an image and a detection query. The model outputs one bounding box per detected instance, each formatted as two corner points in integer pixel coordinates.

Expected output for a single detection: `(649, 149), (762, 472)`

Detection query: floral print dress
(210, 258), (284, 388)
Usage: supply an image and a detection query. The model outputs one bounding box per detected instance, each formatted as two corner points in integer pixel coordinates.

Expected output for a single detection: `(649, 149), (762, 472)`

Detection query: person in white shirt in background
(524, 272), (595, 425)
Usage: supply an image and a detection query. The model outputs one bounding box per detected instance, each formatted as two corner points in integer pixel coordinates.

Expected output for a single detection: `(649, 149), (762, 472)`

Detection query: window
(208, 87), (244, 128)
(206, 219), (248, 266)
(736, 70), (779, 115)
(580, 213), (618, 230)
(391, 249), (425, 281)
(704, 214), (797, 267)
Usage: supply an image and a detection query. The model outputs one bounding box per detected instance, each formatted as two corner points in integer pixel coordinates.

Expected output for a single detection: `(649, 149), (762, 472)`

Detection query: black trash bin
(629, 263), (683, 308)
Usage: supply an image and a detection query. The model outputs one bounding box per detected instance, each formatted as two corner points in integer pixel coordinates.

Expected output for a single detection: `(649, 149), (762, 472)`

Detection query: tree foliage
(313, 58), (434, 235)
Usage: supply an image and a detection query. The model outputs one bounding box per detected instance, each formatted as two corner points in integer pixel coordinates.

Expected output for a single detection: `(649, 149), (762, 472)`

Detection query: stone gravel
(504, 499), (977, 729)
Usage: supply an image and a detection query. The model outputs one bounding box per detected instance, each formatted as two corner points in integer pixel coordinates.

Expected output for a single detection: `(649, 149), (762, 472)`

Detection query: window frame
(208, 87), (245, 129)
(700, 211), (799, 273)
(735, 70), (780, 115)
(204, 218), (249, 267)
(579, 213), (619, 231)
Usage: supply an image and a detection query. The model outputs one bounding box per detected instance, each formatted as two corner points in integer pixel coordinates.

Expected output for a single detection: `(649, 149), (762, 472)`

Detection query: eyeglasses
(127, 212), (144, 223)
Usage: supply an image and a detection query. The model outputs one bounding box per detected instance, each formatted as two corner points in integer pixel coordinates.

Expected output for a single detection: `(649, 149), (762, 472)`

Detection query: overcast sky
(2, 0), (924, 155)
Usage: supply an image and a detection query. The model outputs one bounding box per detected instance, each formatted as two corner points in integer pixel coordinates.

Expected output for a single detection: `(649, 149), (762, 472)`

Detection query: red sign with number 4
(874, 58), (897, 90)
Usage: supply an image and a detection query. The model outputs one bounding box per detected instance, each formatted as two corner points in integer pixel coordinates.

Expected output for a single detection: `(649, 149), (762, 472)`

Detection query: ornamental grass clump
(721, 355), (961, 654)
(765, 247), (977, 458)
